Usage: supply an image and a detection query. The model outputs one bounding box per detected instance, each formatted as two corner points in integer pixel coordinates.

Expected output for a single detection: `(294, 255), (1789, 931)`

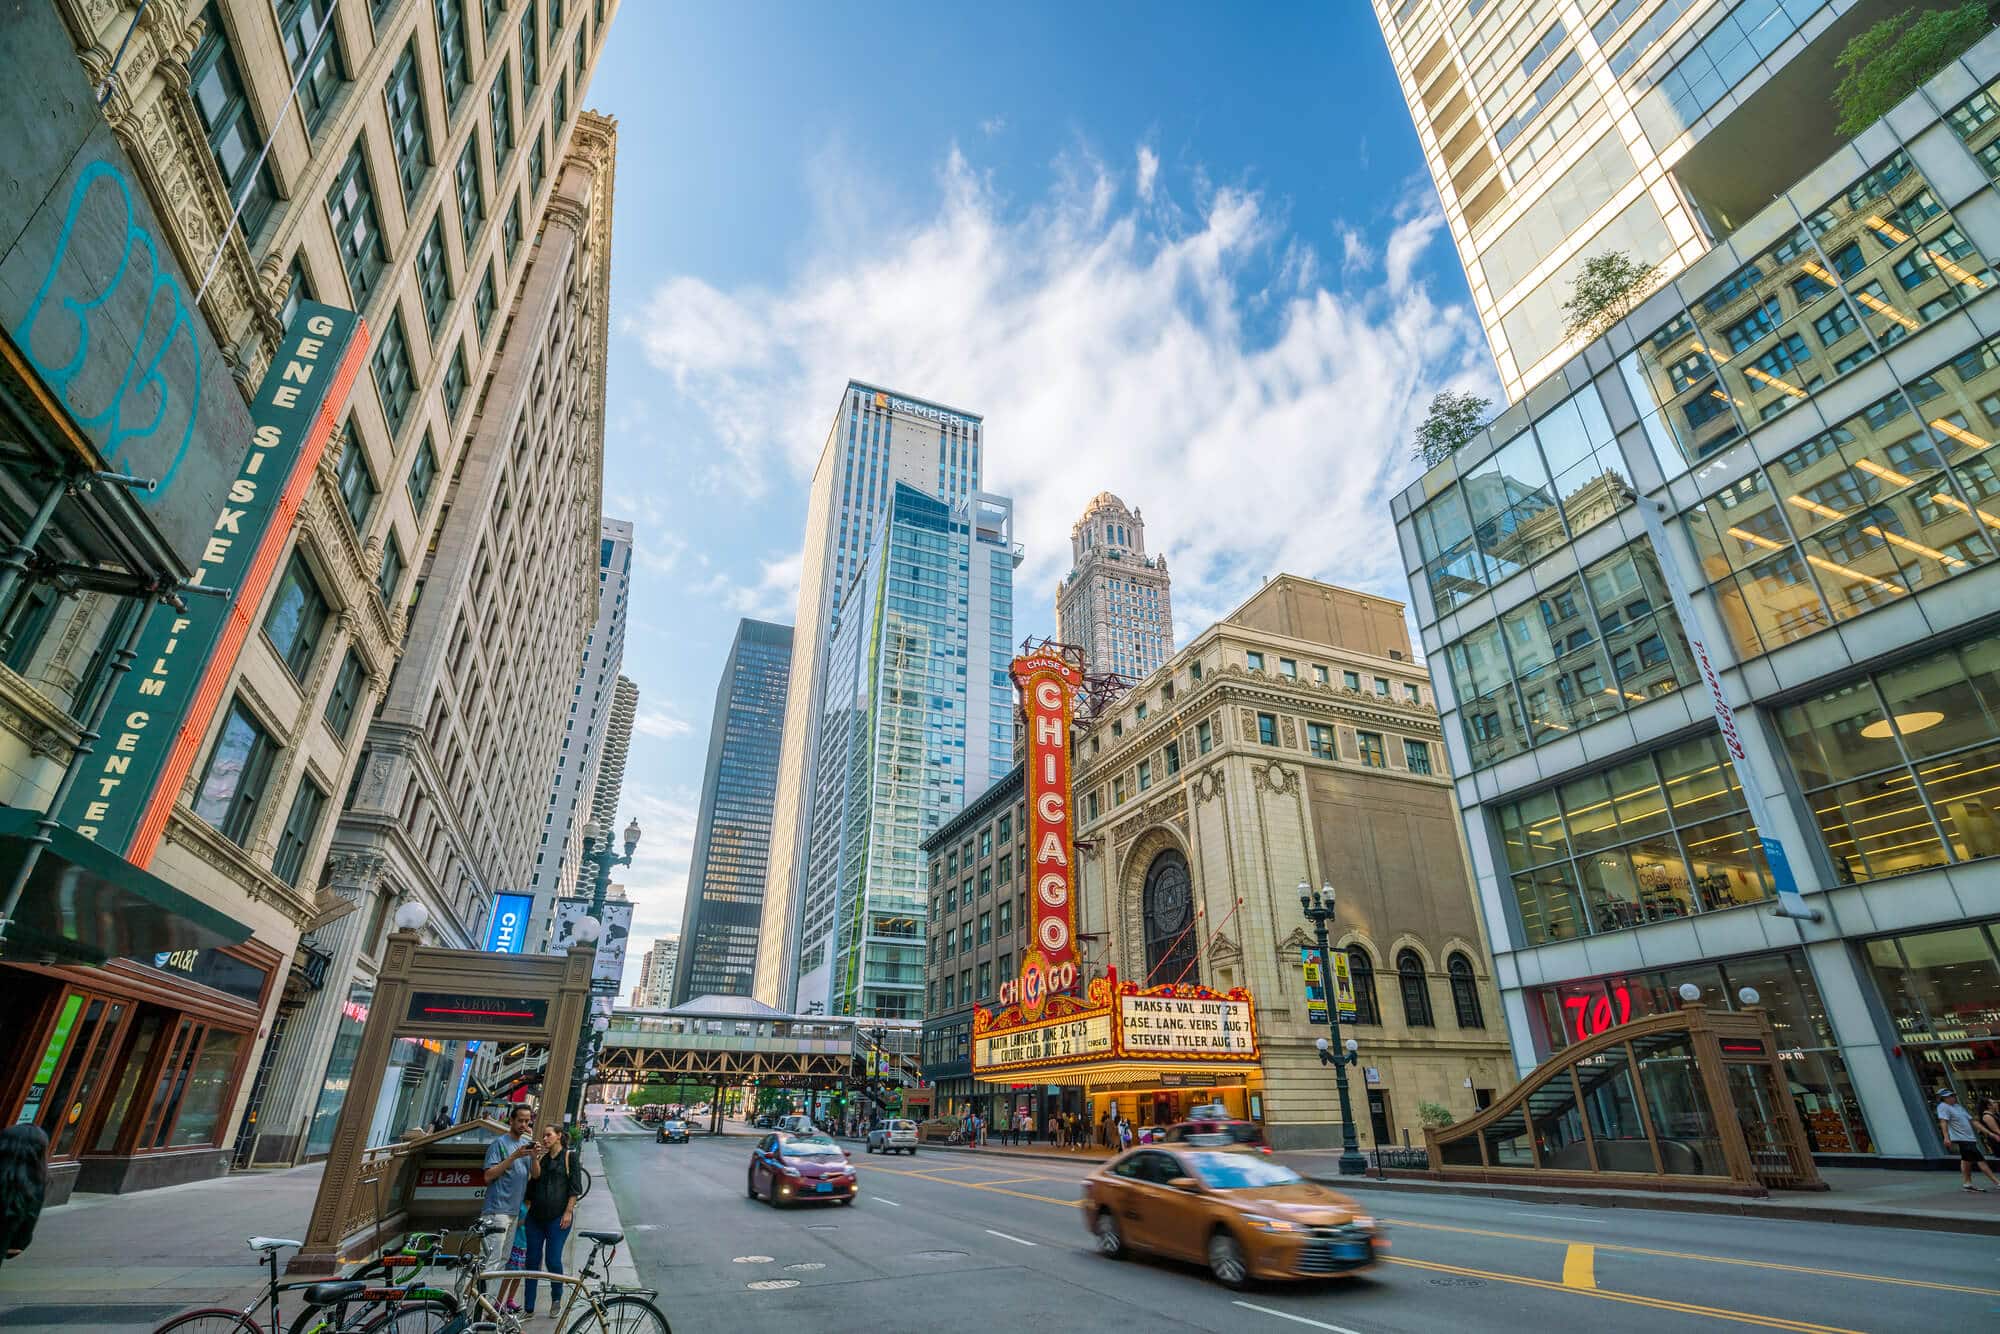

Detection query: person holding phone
(481, 1104), (537, 1312)
(522, 1126), (583, 1317)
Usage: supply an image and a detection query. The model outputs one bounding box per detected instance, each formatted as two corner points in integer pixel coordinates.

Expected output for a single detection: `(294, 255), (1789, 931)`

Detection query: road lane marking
(985, 1228), (1038, 1247)
(976, 1175), (1056, 1185)
(1562, 1243), (1595, 1290)
(1385, 1256), (1861, 1333)
(1231, 1301), (1363, 1333)
(865, 1161), (1079, 1206)
(1381, 1216), (2000, 1298)
(870, 1197), (901, 1206)
(1508, 1211), (1601, 1223)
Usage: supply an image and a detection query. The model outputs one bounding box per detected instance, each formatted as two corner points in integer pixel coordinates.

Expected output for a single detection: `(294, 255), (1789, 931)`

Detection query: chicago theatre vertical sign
(1009, 650), (1082, 1020)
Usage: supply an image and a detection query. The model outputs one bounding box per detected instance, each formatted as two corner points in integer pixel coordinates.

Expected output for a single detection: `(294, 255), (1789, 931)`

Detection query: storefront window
(1865, 923), (2000, 1117)
(167, 1030), (245, 1147)
(305, 984), (372, 1158)
(94, 1013), (164, 1152)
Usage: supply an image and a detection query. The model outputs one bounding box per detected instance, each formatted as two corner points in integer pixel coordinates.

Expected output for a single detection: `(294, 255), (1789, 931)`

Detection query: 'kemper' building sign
(59, 302), (366, 861)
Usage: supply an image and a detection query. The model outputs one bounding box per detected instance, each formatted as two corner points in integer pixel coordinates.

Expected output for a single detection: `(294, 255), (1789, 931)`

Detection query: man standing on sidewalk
(481, 1104), (536, 1313)
(1938, 1088), (2000, 1192)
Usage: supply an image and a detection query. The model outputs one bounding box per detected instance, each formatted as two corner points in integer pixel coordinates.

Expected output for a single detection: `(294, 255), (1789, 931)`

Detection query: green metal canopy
(0, 806), (252, 964)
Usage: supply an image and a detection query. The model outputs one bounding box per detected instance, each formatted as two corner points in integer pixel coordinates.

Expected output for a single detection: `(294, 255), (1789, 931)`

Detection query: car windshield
(1183, 1151), (1304, 1190)
(665, 1121), (684, 1129)
(784, 1137), (845, 1159)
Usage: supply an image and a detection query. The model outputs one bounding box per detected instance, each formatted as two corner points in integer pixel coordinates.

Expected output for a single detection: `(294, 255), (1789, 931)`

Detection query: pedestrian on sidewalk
(1937, 1088), (2000, 1192)
(0, 1125), (48, 1268)
(1978, 1097), (2000, 1157)
(1047, 1113), (1061, 1148)
(481, 1103), (537, 1313)
(1117, 1117), (1133, 1151)
(522, 1127), (582, 1318)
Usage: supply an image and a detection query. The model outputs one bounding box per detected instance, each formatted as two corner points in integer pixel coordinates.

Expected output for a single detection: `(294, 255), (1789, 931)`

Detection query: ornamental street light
(1299, 880), (1368, 1176)
(566, 817), (640, 1123)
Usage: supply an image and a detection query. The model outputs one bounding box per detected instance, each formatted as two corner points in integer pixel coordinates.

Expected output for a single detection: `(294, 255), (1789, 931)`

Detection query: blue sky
(584, 2), (1495, 992)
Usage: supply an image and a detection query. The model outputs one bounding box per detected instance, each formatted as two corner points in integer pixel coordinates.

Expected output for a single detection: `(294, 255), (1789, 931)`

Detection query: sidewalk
(0, 1138), (642, 1333)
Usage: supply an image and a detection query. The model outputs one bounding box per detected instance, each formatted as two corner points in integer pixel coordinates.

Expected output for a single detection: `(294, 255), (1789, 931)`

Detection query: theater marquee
(972, 974), (1260, 1079)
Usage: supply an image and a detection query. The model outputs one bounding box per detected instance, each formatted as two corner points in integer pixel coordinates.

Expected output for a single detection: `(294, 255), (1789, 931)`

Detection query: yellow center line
(1384, 1256), (1862, 1333)
(1381, 1216), (2000, 1298)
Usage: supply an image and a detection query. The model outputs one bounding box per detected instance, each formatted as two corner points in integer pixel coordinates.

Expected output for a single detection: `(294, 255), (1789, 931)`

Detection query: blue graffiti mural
(16, 159), (201, 495)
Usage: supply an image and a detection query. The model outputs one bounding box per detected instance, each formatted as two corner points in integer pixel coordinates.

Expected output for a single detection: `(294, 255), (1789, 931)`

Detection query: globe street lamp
(566, 818), (640, 1123)
(1300, 880), (1368, 1176)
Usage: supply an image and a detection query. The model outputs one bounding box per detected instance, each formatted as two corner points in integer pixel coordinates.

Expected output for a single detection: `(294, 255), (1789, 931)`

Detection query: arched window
(1398, 948), (1434, 1028)
(1346, 946), (1380, 1025)
(1141, 849), (1199, 986)
(1448, 953), (1484, 1029)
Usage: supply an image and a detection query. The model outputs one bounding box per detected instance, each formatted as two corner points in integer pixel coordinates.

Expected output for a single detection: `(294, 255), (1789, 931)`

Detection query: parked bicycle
(289, 1230), (472, 1334)
(444, 1217), (668, 1333)
(152, 1236), (456, 1334)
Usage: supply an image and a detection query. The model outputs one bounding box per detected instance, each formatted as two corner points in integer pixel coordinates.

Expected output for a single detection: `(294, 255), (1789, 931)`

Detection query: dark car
(656, 1119), (690, 1144)
(747, 1132), (856, 1206)
(1159, 1118), (1271, 1154)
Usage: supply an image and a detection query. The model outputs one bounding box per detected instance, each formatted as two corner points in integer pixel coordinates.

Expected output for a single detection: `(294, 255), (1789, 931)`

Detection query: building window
(264, 550), (329, 680)
(1136, 702), (1149, 721)
(416, 213), (451, 331)
(279, 0), (345, 134)
(385, 43), (430, 201)
(978, 912), (991, 945)
(1356, 731), (1386, 768)
(372, 310), (415, 436)
(1164, 740), (1181, 775)
(959, 924), (972, 954)
(553, 70), (568, 131)
(377, 533), (404, 604)
(528, 132), (546, 198)
(280, 254), (314, 331)
(1338, 945), (1378, 1025)
(979, 828), (992, 857)
(997, 813), (1011, 841)
(503, 197), (522, 262)
(1190, 659), (1203, 681)
(1308, 723), (1335, 760)
(978, 868), (991, 896)
(1141, 849), (1199, 986)
(1374, 677), (1390, 696)
(474, 263), (497, 334)
(1246, 651), (1265, 672)
(1343, 670), (1360, 690)
(997, 899), (1011, 935)
(1137, 758), (1152, 791)
(1197, 719), (1213, 754)
(1405, 683), (1421, 703)
(336, 426), (374, 530)
(443, 343), (469, 419)
(1256, 713), (1277, 746)
(1398, 949), (1435, 1027)
(436, 0), (471, 109)
(996, 853), (1010, 882)
(271, 778), (328, 887)
(324, 649), (365, 738)
(1279, 658), (1297, 679)
(408, 431), (439, 513)
(574, 25), (587, 80)
(326, 141), (387, 307)
(1113, 776), (1127, 805)
(456, 137), (485, 246)
(520, 4), (540, 90)
(976, 961), (991, 998)
(1086, 790), (1100, 820)
(490, 64), (514, 163)
(1448, 953), (1484, 1029)
(1404, 739), (1432, 774)
(195, 700), (278, 844)
(191, 5), (279, 240)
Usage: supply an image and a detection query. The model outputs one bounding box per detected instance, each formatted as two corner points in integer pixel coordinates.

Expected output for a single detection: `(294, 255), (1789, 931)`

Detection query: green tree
(1834, 3), (1993, 138)
(1412, 389), (1492, 467)
(1561, 250), (1658, 343)
(1416, 1100), (1456, 1130)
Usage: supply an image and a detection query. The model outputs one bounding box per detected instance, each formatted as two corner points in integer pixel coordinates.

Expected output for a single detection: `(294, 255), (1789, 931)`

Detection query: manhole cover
(747, 1279), (800, 1291)
(784, 1262), (825, 1271)
(1427, 1278), (1486, 1287)
(911, 1249), (969, 1260)
(732, 1255), (774, 1264)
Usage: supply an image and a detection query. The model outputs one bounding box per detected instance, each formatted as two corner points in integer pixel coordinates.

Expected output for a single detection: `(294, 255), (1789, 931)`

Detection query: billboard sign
(1301, 946), (1357, 1023)
(484, 893), (534, 953)
(57, 301), (365, 862)
(552, 897), (633, 993)
(1011, 651), (1082, 1015)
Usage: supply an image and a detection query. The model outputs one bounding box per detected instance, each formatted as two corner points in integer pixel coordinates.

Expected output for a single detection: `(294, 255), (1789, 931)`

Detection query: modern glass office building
(792, 484), (1020, 1019)
(672, 619), (793, 1005)
(1390, 30), (2000, 1162)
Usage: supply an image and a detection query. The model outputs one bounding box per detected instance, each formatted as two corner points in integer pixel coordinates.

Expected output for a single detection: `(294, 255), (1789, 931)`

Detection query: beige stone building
(1069, 575), (1515, 1149)
(1055, 491), (1173, 680)
(0, 0), (620, 1193)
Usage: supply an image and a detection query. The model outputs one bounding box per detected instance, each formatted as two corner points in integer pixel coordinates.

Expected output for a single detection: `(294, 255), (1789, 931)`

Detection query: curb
(578, 1139), (643, 1285)
(1302, 1173), (2000, 1236)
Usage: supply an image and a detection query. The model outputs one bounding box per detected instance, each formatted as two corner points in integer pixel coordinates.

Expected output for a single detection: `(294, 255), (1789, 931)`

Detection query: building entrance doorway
(1367, 1089), (1392, 1146)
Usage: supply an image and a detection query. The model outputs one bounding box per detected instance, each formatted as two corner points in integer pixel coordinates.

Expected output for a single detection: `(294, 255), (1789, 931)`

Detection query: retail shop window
(194, 699), (278, 844)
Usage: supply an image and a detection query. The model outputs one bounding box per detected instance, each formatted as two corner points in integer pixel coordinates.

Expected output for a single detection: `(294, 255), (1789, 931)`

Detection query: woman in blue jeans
(522, 1127), (582, 1316)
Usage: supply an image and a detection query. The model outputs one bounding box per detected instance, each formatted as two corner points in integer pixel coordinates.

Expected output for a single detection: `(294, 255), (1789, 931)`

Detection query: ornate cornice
(163, 808), (317, 927)
(0, 667), (83, 761)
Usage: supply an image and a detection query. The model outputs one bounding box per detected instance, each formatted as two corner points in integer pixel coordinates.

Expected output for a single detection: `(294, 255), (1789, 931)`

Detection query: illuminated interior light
(1848, 288), (1919, 331)
(1602, 687), (1648, 703)
(1527, 763), (1729, 831)
(1851, 457), (1915, 487)
(1861, 526), (1968, 569)
(1743, 366), (1808, 398)
(1866, 215), (1912, 245)
(1726, 526), (1786, 551)
(1926, 491), (2000, 531)
(1926, 250), (1987, 290)
(1929, 419), (1992, 451)
(1859, 710), (1947, 739)
(1805, 553), (1905, 594)
(1689, 339), (1732, 365)
(1786, 495), (1848, 522)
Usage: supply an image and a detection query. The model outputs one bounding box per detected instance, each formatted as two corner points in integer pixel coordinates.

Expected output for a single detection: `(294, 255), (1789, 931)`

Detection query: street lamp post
(1300, 881), (1368, 1176)
(566, 817), (641, 1125)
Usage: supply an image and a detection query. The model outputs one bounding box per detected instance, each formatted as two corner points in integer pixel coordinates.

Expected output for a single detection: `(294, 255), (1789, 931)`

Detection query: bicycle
(289, 1231), (474, 1334)
(152, 1236), (456, 1334)
(446, 1218), (668, 1333)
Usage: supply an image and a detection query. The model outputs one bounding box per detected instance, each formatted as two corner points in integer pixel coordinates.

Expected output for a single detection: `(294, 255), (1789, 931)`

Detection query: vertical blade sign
(1012, 651), (1082, 982)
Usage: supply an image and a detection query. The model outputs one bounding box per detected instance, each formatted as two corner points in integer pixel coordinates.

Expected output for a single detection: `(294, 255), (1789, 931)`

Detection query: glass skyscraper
(672, 619), (793, 1005)
(793, 484), (1020, 1019)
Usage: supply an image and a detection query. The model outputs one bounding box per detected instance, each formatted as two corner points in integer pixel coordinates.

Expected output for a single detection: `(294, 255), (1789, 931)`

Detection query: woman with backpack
(522, 1126), (583, 1318)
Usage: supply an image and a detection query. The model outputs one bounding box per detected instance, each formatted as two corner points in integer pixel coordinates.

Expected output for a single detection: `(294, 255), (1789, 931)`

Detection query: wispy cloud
(980, 115), (1007, 137)
(633, 706), (692, 740)
(628, 143), (1488, 636)
(695, 549), (802, 621)
(611, 786), (701, 993)
(1136, 144), (1160, 201)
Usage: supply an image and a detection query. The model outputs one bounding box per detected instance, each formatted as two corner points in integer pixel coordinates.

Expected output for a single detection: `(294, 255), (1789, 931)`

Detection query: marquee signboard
(1011, 650), (1082, 1017)
(973, 973), (1261, 1076)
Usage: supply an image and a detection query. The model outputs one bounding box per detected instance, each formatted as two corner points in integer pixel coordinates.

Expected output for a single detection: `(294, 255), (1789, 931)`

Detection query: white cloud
(1136, 145), (1160, 201)
(695, 548), (802, 621)
(628, 144), (1488, 632)
(611, 785), (701, 993)
(980, 115), (1007, 137)
(633, 706), (692, 740)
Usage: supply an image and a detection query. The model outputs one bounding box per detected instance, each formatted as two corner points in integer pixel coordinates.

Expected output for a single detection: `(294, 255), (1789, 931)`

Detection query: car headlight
(1242, 1214), (1301, 1234)
(1349, 1217), (1377, 1231)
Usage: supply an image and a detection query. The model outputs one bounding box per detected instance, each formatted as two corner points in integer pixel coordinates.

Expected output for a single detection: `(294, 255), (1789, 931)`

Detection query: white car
(867, 1119), (919, 1155)
(778, 1114), (818, 1136)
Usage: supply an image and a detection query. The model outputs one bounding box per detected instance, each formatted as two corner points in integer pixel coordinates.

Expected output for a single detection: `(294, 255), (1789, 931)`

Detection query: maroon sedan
(747, 1132), (857, 1206)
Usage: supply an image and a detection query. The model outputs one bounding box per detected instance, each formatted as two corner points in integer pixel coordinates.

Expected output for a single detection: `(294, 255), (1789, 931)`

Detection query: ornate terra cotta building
(1069, 575), (1515, 1150)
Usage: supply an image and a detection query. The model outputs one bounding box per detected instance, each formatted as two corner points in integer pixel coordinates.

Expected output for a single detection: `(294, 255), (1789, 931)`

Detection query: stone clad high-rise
(1056, 492), (1173, 678)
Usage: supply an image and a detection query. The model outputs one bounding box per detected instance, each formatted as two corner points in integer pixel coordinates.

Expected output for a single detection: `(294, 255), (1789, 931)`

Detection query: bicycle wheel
(153, 1310), (260, 1334)
(573, 1165), (592, 1200)
(562, 1294), (670, 1334)
(364, 1299), (459, 1333)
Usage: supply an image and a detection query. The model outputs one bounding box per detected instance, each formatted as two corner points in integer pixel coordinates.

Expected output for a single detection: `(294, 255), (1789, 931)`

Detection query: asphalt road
(599, 1126), (1998, 1334)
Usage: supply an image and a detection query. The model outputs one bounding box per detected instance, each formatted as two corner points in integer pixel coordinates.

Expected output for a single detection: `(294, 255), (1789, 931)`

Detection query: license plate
(815, 1182), (832, 1193)
(1334, 1242), (1369, 1261)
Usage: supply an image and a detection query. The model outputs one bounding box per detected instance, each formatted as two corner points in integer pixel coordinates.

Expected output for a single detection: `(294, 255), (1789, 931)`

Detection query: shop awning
(0, 807), (253, 964)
